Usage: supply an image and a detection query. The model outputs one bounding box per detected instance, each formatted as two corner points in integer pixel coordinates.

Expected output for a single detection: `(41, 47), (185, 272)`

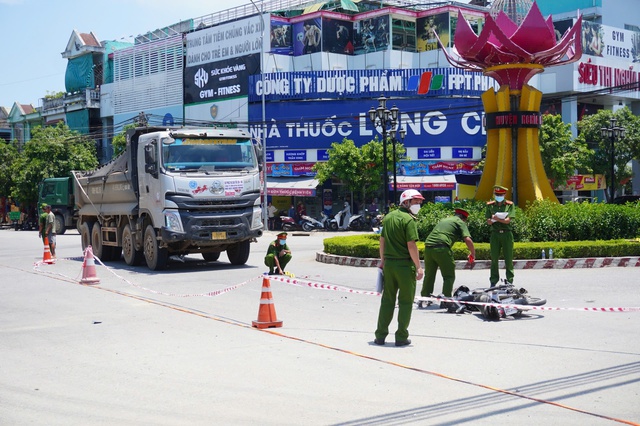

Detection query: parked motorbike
(331, 210), (367, 231)
(417, 281), (547, 320)
(300, 212), (330, 232)
(279, 215), (303, 231)
(364, 208), (382, 230)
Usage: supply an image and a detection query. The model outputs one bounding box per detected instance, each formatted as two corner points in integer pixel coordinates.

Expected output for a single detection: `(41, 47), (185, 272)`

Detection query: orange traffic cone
(80, 245), (100, 285)
(252, 276), (283, 329)
(42, 237), (55, 264)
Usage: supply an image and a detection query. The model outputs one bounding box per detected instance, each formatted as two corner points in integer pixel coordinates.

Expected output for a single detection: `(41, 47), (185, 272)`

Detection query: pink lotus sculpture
(441, 2), (582, 90)
(438, 1), (583, 206)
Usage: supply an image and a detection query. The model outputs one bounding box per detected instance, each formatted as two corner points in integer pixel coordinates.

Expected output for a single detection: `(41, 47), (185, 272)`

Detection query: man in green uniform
(37, 203), (48, 244)
(374, 189), (424, 347)
(485, 185), (516, 286)
(264, 231), (292, 275)
(421, 208), (476, 298)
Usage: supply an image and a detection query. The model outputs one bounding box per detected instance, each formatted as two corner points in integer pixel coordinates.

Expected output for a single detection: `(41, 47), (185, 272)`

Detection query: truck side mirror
(144, 143), (158, 178)
(253, 142), (263, 171)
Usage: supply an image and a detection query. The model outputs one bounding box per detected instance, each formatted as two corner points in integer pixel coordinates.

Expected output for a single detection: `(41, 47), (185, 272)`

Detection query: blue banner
(249, 68), (498, 102)
(250, 97), (485, 149)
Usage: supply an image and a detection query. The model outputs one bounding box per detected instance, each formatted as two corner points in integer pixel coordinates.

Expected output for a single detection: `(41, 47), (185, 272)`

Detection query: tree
(576, 107), (640, 200)
(539, 113), (593, 187)
(9, 122), (98, 204)
(0, 139), (18, 198)
(313, 137), (405, 204)
(112, 123), (137, 157)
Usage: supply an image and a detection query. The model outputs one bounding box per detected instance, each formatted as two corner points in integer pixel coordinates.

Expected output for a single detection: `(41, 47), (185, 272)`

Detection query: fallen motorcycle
(415, 281), (547, 320)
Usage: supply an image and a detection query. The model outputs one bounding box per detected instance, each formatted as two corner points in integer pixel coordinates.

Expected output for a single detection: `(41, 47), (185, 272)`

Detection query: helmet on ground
(399, 189), (424, 205)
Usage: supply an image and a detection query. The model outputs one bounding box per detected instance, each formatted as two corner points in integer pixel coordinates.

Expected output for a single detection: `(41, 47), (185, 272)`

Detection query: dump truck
(73, 126), (264, 270)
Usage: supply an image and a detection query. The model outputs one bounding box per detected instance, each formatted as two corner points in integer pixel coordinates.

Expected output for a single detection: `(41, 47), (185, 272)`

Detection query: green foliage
(323, 234), (640, 260)
(521, 199), (640, 241)
(112, 123), (136, 157)
(576, 107), (640, 200)
(8, 122), (98, 204)
(323, 202), (640, 259)
(0, 139), (18, 197)
(539, 114), (593, 186)
(313, 137), (406, 202)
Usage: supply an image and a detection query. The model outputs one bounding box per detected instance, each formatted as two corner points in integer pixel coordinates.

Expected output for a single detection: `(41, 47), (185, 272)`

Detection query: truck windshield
(161, 137), (257, 172)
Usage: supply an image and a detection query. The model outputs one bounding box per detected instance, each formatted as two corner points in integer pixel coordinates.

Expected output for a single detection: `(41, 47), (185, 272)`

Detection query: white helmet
(399, 189), (424, 205)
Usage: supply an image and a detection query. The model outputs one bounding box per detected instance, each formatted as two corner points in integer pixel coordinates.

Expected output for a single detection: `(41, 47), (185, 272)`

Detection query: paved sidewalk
(316, 251), (640, 269)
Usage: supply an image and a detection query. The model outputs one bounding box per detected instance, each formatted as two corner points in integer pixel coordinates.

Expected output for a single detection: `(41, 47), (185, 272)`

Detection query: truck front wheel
(143, 225), (168, 270)
(227, 240), (250, 265)
(122, 224), (144, 266)
(54, 214), (66, 235)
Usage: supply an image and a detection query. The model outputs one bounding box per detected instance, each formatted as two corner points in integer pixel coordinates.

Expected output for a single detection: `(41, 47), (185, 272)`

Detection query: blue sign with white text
(418, 148), (442, 159)
(249, 98), (485, 150)
(452, 148), (473, 159)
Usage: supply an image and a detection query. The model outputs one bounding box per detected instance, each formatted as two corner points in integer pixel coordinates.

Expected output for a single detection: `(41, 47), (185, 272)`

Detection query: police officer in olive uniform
(264, 232), (292, 275)
(374, 190), (424, 347)
(485, 185), (516, 285)
(421, 208), (476, 298)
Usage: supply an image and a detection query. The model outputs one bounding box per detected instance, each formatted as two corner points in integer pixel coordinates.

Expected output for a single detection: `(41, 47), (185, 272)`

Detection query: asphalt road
(1, 228), (639, 425)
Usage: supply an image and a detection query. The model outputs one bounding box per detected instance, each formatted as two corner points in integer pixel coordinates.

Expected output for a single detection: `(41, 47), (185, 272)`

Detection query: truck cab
(38, 177), (76, 234)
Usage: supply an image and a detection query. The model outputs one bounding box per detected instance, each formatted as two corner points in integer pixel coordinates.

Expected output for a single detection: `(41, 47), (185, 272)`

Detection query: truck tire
(54, 214), (66, 235)
(122, 224), (144, 266)
(91, 223), (113, 261)
(143, 225), (168, 270)
(79, 222), (91, 252)
(227, 240), (250, 265)
(202, 252), (220, 262)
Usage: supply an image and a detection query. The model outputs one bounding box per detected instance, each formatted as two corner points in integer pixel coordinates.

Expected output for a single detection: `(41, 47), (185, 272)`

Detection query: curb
(315, 252), (640, 269)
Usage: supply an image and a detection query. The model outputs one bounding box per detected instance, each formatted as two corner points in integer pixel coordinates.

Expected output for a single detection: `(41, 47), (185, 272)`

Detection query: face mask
(279, 239), (286, 245)
(495, 196), (505, 202)
(409, 204), (421, 215)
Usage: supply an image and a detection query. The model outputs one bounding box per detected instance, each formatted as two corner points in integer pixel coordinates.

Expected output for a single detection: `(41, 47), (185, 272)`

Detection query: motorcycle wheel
(524, 297), (547, 306)
(282, 223), (294, 231)
(302, 222), (314, 232)
(329, 222), (338, 231)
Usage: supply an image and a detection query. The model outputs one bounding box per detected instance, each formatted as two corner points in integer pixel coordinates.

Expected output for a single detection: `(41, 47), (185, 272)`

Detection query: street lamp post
(368, 95), (399, 213)
(249, 0), (269, 229)
(600, 117), (626, 202)
(388, 121), (406, 206)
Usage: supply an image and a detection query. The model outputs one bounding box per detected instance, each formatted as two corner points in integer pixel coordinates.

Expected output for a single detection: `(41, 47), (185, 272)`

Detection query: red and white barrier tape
(417, 296), (640, 313)
(268, 274), (381, 296)
(34, 256), (640, 312)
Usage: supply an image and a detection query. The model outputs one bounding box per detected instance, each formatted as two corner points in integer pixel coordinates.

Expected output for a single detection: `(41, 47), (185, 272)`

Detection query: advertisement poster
(184, 54), (260, 105)
(322, 17), (354, 54)
(293, 18), (322, 56)
(353, 15), (390, 54)
(417, 13), (449, 52)
(270, 18), (293, 56)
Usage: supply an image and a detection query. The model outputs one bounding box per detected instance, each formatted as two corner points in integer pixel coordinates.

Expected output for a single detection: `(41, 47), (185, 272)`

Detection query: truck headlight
(164, 210), (184, 233)
(252, 206), (263, 229)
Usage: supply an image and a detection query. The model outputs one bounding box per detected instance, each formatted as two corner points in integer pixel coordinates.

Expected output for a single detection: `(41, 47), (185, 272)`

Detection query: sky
(0, 0), (251, 108)
(0, 0), (477, 109)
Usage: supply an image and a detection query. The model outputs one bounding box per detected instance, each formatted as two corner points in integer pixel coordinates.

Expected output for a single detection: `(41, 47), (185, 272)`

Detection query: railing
(41, 88), (101, 112)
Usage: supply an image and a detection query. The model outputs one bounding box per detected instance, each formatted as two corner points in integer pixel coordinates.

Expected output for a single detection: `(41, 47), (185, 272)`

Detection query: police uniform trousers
(375, 259), (416, 342)
(421, 246), (456, 297)
(490, 230), (514, 285)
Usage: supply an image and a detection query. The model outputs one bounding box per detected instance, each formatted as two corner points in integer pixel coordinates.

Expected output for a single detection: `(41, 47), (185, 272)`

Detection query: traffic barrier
(252, 276), (283, 329)
(79, 246), (100, 285)
(42, 237), (55, 264)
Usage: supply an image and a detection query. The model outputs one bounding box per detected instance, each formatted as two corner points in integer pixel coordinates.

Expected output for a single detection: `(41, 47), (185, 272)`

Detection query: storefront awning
(267, 177), (319, 197)
(389, 175), (457, 191)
